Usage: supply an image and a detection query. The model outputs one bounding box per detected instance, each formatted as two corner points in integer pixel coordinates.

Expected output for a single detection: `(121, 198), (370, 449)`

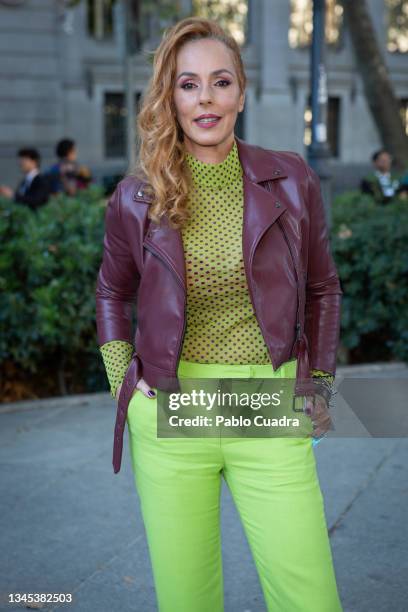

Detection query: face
(173, 38), (245, 160)
(375, 152), (392, 173)
(19, 156), (37, 173)
(66, 146), (77, 162)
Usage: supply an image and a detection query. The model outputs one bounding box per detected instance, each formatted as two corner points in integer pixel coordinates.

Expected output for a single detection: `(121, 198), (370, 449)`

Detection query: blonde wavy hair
(133, 16), (247, 231)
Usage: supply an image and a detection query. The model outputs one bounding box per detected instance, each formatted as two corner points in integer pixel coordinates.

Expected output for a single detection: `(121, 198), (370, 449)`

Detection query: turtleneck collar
(185, 139), (242, 190)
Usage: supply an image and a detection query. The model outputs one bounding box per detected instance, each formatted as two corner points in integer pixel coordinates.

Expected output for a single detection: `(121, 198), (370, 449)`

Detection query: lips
(194, 116), (222, 128)
(194, 115), (221, 122)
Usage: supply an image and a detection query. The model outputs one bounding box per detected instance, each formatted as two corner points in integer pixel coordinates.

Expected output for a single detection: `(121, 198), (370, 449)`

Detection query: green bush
(1, 186), (407, 401)
(0, 188), (109, 398)
(331, 190), (408, 362)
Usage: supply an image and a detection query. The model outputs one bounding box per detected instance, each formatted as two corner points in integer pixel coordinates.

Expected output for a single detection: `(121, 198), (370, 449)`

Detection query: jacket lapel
(142, 136), (289, 290)
(143, 216), (186, 289)
(241, 175), (287, 270)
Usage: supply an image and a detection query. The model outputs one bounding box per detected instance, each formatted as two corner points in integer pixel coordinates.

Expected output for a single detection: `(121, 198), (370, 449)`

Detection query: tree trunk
(57, 352), (68, 396)
(343, 0), (408, 171)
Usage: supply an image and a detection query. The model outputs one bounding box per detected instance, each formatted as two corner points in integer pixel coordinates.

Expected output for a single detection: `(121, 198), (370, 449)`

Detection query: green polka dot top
(179, 139), (271, 364)
(99, 139), (333, 398)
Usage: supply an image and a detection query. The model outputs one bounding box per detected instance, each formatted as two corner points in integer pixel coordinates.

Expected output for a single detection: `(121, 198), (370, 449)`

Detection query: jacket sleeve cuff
(100, 340), (134, 399)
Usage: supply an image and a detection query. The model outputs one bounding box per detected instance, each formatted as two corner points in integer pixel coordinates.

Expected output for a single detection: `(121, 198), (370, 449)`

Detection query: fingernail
(148, 390), (156, 397)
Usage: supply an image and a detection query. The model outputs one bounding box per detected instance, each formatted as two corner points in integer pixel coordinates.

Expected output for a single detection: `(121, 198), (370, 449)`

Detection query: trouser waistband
(176, 358), (298, 379)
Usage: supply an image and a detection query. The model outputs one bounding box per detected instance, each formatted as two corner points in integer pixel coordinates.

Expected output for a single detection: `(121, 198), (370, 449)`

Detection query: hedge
(331, 191), (408, 362)
(0, 188), (108, 400)
(1, 187), (407, 401)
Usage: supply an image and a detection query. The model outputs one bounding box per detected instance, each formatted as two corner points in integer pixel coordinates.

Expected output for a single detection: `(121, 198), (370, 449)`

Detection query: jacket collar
(134, 136), (288, 200)
(234, 135), (288, 183)
(141, 136), (289, 291)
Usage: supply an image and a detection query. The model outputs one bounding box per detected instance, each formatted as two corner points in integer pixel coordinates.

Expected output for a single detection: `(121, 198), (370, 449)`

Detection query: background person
(0, 147), (50, 210)
(46, 138), (92, 196)
(360, 148), (402, 204)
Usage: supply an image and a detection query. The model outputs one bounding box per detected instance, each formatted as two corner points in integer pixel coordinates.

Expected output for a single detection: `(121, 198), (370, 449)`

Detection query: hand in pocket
(115, 377), (156, 402)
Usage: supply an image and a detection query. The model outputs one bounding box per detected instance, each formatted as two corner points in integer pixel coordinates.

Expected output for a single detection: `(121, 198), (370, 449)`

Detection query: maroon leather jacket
(95, 136), (343, 473)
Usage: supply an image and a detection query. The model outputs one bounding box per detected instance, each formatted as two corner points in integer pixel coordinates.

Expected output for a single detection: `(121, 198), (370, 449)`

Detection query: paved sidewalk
(0, 363), (407, 612)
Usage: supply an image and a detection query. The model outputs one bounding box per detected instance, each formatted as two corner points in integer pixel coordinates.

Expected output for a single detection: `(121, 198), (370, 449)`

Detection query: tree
(342, 0), (408, 171)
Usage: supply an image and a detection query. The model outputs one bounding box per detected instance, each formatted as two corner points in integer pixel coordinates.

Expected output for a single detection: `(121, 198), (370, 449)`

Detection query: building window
(192, 0), (248, 46)
(304, 95), (341, 158)
(289, 0), (344, 49)
(387, 0), (408, 53)
(104, 92), (141, 158)
(87, 0), (117, 40)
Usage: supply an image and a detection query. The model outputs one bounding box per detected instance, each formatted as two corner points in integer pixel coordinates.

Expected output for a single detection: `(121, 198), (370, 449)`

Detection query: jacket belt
(112, 354), (142, 474)
(294, 331), (316, 398)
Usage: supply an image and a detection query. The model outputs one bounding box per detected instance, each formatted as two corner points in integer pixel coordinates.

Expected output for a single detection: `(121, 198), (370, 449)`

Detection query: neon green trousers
(126, 358), (343, 612)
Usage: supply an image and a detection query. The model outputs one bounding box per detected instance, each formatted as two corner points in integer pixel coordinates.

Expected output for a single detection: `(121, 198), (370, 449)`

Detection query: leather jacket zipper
(176, 296), (187, 372)
(245, 231), (279, 370)
(143, 242), (187, 372)
(260, 179), (301, 358)
(276, 217), (302, 357)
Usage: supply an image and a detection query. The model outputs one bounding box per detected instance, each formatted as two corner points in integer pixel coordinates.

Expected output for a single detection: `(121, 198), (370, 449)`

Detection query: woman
(96, 17), (343, 612)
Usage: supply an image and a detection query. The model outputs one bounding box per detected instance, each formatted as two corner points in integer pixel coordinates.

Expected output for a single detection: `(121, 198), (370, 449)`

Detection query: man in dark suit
(0, 148), (50, 210)
(360, 149), (403, 204)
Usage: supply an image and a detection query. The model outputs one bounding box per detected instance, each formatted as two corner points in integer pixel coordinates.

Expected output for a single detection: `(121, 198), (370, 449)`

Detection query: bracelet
(311, 375), (338, 410)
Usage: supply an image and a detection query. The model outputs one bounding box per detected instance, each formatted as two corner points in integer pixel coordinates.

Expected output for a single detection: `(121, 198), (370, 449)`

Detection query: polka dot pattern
(180, 140), (272, 364)
(100, 340), (133, 398)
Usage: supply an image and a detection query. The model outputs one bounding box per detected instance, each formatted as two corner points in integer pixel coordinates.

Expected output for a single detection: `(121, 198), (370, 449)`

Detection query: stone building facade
(0, 0), (407, 189)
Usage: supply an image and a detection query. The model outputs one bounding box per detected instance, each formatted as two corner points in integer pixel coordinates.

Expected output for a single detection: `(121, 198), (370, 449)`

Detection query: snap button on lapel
(137, 189), (144, 197)
(273, 170), (281, 175)
(275, 201), (281, 208)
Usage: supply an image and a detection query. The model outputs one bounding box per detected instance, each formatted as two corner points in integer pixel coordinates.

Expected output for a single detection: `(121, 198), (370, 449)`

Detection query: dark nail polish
(148, 390), (156, 397)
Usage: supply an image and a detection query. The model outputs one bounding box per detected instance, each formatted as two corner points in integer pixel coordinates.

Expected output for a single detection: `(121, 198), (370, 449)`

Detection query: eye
(180, 79), (231, 90)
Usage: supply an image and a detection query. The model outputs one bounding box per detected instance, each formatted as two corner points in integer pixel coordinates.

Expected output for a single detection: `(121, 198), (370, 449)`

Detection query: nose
(199, 82), (213, 105)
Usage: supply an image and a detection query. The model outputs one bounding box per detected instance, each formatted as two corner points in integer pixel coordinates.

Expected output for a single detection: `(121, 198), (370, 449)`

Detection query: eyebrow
(177, 69), (234, 80)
